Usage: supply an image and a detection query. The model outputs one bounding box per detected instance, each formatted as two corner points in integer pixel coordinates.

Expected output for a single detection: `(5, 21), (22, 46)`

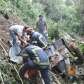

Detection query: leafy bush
(79, 44), (84, 54)
(47, 19), (59, 40)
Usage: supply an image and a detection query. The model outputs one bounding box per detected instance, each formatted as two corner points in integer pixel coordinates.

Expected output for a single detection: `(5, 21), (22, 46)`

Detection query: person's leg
(9, 30), (17, 45)
(57, 60), (66, 73)
(10, 30), (21, 55)
(56, 60), (66, 78)
(40, 68), (50, 84)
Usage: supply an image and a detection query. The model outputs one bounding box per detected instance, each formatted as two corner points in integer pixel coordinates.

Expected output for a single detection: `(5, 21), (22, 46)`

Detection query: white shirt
(9, 25), (24, 36)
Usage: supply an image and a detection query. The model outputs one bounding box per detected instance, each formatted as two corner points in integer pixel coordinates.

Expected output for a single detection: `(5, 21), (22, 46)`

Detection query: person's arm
(38, 34), (47, 48)
(17, 34), (28, 46)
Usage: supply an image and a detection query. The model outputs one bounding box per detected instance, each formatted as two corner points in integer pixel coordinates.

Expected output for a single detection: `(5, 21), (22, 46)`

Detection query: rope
(0, 39), (9, 50)
(9, 63), (24, 84)
(0, 40), (23, 84)
(0, 39), (8, 56)
(49, 70), (61, 84)
(0, 69), (5, 84)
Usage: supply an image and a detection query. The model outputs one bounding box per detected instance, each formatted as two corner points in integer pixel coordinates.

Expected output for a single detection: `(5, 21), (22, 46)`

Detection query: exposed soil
(0, 14), (27, 41)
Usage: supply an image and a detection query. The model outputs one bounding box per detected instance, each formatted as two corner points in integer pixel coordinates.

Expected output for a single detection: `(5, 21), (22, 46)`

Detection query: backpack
(26, 45), (49, 69)
(31, 32), (47, 48)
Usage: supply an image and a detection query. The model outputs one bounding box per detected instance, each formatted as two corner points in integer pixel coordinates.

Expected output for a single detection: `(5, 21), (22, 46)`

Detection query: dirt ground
(0, 14), (27, 43)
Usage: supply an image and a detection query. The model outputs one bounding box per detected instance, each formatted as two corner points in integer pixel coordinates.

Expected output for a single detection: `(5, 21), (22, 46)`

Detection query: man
(26, 28), (48, 48)
(9, 25), (29, 45)
(36, 15), (48, 41)
(51, 51), (66, 78)
(19, 44), (50, 84)
(68, 39), (84, 64)
(9, 25), (30, 63)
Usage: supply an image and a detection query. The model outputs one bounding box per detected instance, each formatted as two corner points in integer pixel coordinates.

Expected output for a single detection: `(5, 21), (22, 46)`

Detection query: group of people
(8, 15), (84, 84)
(9, 15), (50, 84)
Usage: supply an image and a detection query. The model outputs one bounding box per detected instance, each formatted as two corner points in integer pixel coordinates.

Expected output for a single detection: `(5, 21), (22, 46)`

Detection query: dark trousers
(52, 60), (66, 77)
(19, 59), (50, 84)
(9, 30), (21, 55)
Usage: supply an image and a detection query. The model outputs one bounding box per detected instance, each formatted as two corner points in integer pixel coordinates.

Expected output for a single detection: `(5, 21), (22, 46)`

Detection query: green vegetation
(0, 0), (84, 39)
(79, 43), (84, 53)
(0, 0), (84, 84)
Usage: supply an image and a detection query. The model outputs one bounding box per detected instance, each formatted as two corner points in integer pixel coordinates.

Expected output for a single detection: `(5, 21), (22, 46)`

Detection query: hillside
(0, 0), (84, 84)
(0, 14), (29, 84)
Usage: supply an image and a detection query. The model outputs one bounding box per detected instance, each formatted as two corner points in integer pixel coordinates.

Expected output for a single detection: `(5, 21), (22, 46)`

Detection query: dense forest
(0, 0), (84, 38)
(0, 0), (84, 84)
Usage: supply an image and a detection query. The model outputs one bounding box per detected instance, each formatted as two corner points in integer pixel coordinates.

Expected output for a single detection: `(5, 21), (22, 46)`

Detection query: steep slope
(0, 14), (28, 84)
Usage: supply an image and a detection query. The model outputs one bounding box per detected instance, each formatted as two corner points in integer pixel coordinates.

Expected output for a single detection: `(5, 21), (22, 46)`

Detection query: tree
(80, 0), (84, 35)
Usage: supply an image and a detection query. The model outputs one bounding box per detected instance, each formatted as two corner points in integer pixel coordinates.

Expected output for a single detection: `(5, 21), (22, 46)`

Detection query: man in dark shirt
(19, 44), (50, 84)
(26, 28), (48, 48)
(36, 15), (48, 41)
